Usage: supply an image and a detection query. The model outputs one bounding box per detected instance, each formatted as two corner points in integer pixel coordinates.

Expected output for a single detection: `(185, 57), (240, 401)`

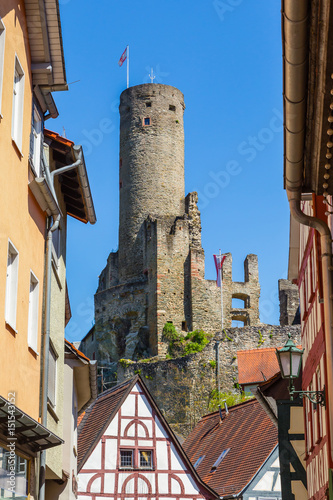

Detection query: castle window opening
(146, 102), (151, 107)
(232, 319), (245, 328)
(169, 104), (176, 111)
(119, 158), (122, 168)
(182, 321), (188, 332)
(232, 297), (246, 309)
(143, 117), (151, 126)
(119, 180), (123, 189)
(92, 352), (95, 360)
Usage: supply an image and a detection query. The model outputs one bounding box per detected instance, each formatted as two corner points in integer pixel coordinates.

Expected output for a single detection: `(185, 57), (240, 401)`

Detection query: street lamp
(275, 334), (326, 407)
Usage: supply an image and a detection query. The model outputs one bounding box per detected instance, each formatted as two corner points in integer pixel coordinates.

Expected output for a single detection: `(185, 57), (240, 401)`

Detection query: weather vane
(149, 68), (156, 84)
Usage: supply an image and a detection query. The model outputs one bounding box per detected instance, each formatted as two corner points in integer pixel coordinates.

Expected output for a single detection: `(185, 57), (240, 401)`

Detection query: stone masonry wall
(117, 324), (301, 437)
(279, 279), (300, 325)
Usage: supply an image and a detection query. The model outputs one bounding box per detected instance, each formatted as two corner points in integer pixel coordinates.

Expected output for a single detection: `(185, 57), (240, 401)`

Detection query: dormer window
(143, 117), (151, 126)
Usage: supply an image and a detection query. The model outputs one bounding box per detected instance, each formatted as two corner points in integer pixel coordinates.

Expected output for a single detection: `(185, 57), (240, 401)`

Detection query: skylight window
(211, 448), (230, 471)
(194, 455), (205, 469)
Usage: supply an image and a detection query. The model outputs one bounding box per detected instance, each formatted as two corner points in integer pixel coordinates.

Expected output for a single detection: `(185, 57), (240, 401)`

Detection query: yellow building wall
(0, 0), (46, 420)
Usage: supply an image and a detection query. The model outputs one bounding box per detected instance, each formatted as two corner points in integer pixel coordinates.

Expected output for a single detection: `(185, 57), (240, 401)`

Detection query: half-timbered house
(77, 376), (217, 500)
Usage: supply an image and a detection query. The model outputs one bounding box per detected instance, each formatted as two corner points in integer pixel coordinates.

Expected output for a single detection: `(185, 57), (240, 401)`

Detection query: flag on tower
(118, 47), (127, 67)
(213, 254), (226, 288)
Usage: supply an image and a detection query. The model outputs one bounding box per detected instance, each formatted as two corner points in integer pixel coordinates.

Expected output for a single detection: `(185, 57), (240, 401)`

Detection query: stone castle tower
(85, 84), (261, 367)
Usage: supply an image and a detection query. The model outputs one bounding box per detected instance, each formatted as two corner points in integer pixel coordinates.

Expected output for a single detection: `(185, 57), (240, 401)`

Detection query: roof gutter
(282, 0), (333, 461)
(73, 145), (97, 224)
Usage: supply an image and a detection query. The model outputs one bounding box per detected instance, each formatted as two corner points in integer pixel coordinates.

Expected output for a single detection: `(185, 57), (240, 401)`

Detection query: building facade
(282, 0), (333, 497)
(0, 1), (96, 499)
(77, 376), (217, 500)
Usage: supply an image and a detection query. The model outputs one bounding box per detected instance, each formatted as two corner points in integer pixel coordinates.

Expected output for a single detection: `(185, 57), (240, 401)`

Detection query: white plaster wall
(105, 413), (118, 436)
(155, 416), (168, 438)
(105, 439), (117, 469)
(170, 443), (186, 470)
(156, 441), (168, 469)
(122, 394), (136, 416)
(84, 442), (102, 470)
(138, 393), (152, 417)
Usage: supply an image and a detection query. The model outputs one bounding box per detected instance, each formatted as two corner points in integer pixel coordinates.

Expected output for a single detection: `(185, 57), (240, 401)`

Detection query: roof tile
(183, 399), (278, 497)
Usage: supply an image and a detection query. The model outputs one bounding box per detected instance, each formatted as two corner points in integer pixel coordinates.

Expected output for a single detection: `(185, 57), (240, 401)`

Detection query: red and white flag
(213, 254), (226, 288)
(118, 47), (127, 67)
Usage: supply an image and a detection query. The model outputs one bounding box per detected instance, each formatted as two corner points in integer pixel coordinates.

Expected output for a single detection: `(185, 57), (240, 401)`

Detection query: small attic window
(210, 448), (230, 472)
(146, 102), (151, 107)
(143, 117), (151, 126)
(169, 104), (176, 112)
(194, 455), (205, 469)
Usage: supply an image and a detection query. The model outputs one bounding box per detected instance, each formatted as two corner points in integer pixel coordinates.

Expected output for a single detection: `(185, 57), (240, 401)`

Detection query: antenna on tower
(149, 68), (156, 84)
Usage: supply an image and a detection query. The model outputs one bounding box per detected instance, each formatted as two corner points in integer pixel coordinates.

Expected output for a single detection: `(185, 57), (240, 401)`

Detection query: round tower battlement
(118, 83), (186, 281)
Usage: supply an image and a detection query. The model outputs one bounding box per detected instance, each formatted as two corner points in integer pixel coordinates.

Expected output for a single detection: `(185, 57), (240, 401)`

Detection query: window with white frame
(27, 271), (39, 353)
(48, 343), (57, 408)
(0, 18), (5, 116)
(11, 56), (25, 152)
(5, 240), (19, 330)
(29, 103), (43, 176)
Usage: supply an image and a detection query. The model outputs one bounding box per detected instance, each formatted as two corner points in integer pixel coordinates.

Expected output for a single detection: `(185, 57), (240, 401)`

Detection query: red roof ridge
(44, 128), (74, 147)
(65, 338), (90, 362)
(237, 346), (278, 354)
(199, 397), (257, 421)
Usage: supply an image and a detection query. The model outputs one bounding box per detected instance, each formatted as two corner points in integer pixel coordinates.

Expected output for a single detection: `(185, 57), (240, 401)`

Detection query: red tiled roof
(183, 399), (278, 497)
(65, 339), (90, 362)
(78, 378), (134, 470)
(237, 347), (280, 385)
(44, 129), (74, 147)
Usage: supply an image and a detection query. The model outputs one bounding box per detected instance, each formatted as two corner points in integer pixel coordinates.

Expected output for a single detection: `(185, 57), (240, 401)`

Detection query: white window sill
(47, 402), (59, 423)
(12, 138), (23, 158)
(5, 321), (18, 335)
(28, 344), (39, 356)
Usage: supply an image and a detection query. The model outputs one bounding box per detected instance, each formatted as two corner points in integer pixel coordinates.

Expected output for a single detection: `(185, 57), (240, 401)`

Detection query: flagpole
(219, 249), (223, 331)
(127, 45), (129, 89)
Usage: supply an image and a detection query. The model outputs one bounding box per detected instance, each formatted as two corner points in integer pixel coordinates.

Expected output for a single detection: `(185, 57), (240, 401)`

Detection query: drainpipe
(39, 213), (60, 500)
(38, 152), (84, 500)
(282, 0), (333, 459)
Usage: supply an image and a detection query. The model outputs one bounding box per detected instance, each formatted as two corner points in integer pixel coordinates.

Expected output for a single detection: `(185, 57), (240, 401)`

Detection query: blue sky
(52, 0), (289, 341)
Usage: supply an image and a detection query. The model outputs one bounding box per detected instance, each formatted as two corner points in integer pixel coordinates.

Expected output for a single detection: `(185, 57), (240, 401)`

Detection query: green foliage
(145, 375), (153, 380)
(119, 359), (132, 368)
(222, 329), (233, 342)
(165, 354), (172, 359)
(183, 329), (210, 355)
(208, 389), (254, 412)
(134, 369), (141, 375)
(258, 330), (265, 346)
(162, 324), (211, 358)
(163, 322), (181, 342)
(209, 359), (216, 369)
(232, 355), (236, 361)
